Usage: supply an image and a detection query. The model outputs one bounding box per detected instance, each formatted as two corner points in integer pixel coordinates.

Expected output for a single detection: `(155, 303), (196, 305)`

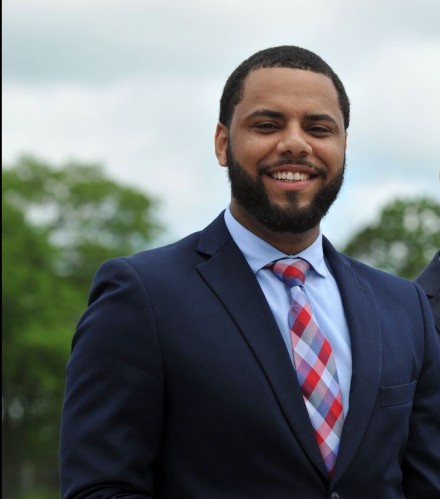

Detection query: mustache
(257, 157), (326, 177)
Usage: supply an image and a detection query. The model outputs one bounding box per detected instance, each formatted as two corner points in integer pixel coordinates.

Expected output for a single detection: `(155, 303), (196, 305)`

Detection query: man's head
(219, 45), (350, 130)
(215, 46), (349, 245)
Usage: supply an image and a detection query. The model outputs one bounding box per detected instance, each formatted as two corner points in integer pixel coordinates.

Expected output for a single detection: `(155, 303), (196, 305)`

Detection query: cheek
(235, 137), (278, 164)
(316, 143), (345, 168)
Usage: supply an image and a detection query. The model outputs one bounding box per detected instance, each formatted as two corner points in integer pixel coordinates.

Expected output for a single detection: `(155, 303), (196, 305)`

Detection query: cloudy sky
(3, 0), (440, 248)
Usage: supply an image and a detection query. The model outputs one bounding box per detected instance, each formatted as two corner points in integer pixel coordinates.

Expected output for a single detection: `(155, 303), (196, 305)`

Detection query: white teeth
(271, 172), (310, 182)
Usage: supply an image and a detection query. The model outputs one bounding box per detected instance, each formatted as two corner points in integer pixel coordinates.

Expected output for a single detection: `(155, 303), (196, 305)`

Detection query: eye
(253, 122), (280, 131)
(307, 125), (332, 136)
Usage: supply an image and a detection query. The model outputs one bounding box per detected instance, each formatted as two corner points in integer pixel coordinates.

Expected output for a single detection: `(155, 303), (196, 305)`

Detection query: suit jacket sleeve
(402, 282), (440, 497)
(60, 257), (164, 499)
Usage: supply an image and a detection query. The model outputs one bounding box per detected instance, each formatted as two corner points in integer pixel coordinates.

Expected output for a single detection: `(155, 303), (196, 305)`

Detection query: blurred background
(2, 1), (440, 497)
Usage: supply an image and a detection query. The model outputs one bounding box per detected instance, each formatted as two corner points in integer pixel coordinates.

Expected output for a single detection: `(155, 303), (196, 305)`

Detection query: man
(60, 46), (440, 498)
(416, 250), (440, 337)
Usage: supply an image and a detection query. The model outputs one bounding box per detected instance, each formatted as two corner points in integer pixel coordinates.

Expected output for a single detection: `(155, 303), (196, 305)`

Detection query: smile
(270, 172), (310, 182)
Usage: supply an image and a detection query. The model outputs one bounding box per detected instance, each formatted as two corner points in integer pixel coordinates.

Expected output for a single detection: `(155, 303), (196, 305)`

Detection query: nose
(276, 124), (312, 157)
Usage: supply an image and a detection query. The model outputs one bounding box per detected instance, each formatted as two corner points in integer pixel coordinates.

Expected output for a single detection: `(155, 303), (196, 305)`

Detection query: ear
(214, 123), (228, 167)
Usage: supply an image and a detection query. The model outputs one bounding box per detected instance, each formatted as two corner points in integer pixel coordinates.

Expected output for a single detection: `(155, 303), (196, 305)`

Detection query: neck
(230, 203), (320, 255)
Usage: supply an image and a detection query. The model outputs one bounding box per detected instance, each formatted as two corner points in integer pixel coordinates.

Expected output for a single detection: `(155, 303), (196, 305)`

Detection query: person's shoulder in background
(415, 250), (440, 336)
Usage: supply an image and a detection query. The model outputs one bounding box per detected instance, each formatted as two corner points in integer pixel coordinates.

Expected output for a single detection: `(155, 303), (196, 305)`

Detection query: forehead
(235, 67), (342, 120)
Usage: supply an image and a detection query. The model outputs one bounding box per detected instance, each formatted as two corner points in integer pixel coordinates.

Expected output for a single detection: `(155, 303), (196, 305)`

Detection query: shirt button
(330, 493), (341, 499)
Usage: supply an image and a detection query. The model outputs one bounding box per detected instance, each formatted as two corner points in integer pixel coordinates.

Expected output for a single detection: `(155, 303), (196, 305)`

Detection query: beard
(226, 146), (345, 234)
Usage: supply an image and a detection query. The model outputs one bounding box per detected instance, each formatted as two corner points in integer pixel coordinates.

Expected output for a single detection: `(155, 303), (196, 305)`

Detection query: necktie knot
(267, 258), (310, 288)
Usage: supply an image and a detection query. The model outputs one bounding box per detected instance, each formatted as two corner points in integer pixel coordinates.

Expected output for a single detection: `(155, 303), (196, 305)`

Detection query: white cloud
(2, 76), (229, 242)
(347, 38), (440, 164)
(3, 0), (440, 246)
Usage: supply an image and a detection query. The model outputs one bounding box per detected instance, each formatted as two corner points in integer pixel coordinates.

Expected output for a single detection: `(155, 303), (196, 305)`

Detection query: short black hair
(219, 45), (350, 130)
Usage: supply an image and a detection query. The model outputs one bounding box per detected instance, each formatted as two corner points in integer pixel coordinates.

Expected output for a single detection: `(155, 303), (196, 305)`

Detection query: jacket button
(330, 493), (341, 499)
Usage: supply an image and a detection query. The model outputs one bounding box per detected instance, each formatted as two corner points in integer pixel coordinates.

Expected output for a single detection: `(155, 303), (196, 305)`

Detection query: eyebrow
(304, 113), (338, 125)
(246, 109), (284, 120)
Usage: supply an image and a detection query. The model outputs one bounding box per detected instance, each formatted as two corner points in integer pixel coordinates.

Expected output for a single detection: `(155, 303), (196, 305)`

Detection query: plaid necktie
(267, 258), (344, 475)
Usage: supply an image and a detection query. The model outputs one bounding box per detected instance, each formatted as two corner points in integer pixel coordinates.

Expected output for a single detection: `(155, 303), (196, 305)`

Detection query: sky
(3, 0), (440, 248)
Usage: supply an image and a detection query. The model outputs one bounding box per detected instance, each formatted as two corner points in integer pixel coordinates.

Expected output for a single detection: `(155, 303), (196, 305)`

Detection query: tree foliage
(342, 197), (440, 279)
(2, 156), (161, 498)
(3, 156), (161, 289)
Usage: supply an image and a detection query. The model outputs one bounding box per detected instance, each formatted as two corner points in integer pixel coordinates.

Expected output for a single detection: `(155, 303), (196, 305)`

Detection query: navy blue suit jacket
(416, 250), (440, 337)
(60, 213), (440, 498)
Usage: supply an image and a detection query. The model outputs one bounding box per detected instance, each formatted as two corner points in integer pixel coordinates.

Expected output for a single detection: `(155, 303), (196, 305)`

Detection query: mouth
(269, 171), (311, 182)
(261, 163), (321, 194)
(261, 158), (322, 185)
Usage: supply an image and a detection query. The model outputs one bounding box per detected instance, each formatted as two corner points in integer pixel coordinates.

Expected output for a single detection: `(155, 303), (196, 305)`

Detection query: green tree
(342, 197), (440, 279)
(2, 156), (162, 498)
(4, 156), (161, 289)
(2, 199), (81, 498)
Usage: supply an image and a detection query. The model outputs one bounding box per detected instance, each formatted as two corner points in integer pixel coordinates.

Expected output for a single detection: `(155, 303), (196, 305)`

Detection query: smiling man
(215, 66), (347, 253)
(60, 46), (440, 499)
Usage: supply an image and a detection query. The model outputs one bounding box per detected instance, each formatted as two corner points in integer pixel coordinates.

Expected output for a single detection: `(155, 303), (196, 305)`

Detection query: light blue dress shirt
(224, 207), (352, 415)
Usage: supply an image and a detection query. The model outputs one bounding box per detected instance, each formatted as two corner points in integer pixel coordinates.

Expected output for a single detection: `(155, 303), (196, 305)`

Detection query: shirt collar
(224, 206), (328, 278)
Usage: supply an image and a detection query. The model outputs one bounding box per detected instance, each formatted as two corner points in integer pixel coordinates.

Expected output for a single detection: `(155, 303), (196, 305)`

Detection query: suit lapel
(323, 239), (382, 482)
(196, 215), (327, 475)
(195, 217), (383, 479)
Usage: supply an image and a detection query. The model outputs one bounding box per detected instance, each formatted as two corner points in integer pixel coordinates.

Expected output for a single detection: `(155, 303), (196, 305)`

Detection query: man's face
(215, 67), (347, 236)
